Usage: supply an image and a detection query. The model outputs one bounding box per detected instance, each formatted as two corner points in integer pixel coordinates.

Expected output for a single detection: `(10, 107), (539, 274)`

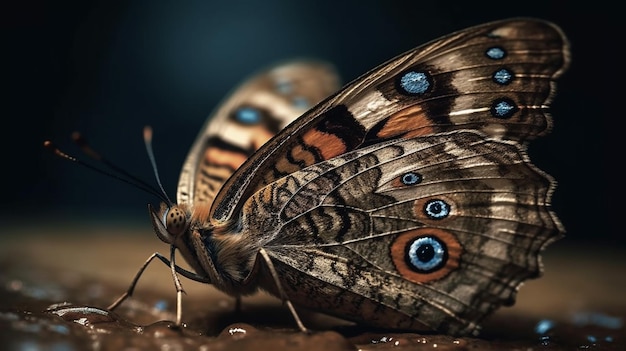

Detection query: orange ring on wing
(390, 228), (462, 283)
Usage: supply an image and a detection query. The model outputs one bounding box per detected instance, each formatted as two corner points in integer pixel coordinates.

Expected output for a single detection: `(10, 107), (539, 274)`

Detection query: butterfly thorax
(150, 201), (263, 295)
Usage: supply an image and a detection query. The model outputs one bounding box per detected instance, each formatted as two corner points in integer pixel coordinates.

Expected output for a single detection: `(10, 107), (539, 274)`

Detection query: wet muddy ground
(1, 221), (624, 350)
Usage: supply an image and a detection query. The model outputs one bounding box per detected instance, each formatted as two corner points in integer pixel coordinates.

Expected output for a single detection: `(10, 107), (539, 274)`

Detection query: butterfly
(108, 18), (569, 336)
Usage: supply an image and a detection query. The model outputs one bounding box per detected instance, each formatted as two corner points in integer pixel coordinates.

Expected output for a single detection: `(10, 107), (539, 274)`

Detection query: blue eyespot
(401, 172), (422, 185)
(493, 68), (513, 85)
(275, 79), (293, 94)
(424, 199), (450, 219)
(406, 236), (447, 272)
(292, 96), (310, 109)
(398, 71), (432, 95)
(486, 46), (506, 60)
(234, 107), (261, 125)
(490, 98), (518, 119)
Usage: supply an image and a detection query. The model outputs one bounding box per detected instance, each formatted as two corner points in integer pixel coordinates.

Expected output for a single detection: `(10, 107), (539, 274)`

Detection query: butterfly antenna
(143, 126), (173, 206)
(43, 134), (170, 204)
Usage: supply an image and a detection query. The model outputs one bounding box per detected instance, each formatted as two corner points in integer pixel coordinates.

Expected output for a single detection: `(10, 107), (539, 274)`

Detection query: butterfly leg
(167, 245), (185, 326)
(107, 246), (211, 326)
(257, 248), (309, 333)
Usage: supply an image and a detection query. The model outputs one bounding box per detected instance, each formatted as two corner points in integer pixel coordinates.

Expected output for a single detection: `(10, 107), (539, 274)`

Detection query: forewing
(211, 18), (569, 223)
(176, 60), (340, 207)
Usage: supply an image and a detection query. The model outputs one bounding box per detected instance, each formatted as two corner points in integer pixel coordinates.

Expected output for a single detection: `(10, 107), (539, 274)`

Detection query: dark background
(4, 1), (618, 246)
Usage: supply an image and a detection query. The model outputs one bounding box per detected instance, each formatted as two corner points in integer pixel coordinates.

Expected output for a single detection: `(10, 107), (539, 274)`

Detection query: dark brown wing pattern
(212, 18), (569, 223)
(242, 131), (563, 335)
(206, 18), (567, 335)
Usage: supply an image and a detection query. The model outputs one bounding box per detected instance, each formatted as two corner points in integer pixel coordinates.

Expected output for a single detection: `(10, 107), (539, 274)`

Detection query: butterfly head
(148, 203), (190, 245)
(147, 201), (258, 293)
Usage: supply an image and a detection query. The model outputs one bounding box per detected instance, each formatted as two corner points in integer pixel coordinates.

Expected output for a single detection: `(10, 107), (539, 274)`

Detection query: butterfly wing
(244, 130), (563, 335)
(211, 18), (569, 223)
(176, 61), (341, 208)
(198, 18), (568, 335)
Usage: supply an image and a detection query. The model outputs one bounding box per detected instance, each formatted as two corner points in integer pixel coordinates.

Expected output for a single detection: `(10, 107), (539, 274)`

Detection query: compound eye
(165, 206), (187, 236)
